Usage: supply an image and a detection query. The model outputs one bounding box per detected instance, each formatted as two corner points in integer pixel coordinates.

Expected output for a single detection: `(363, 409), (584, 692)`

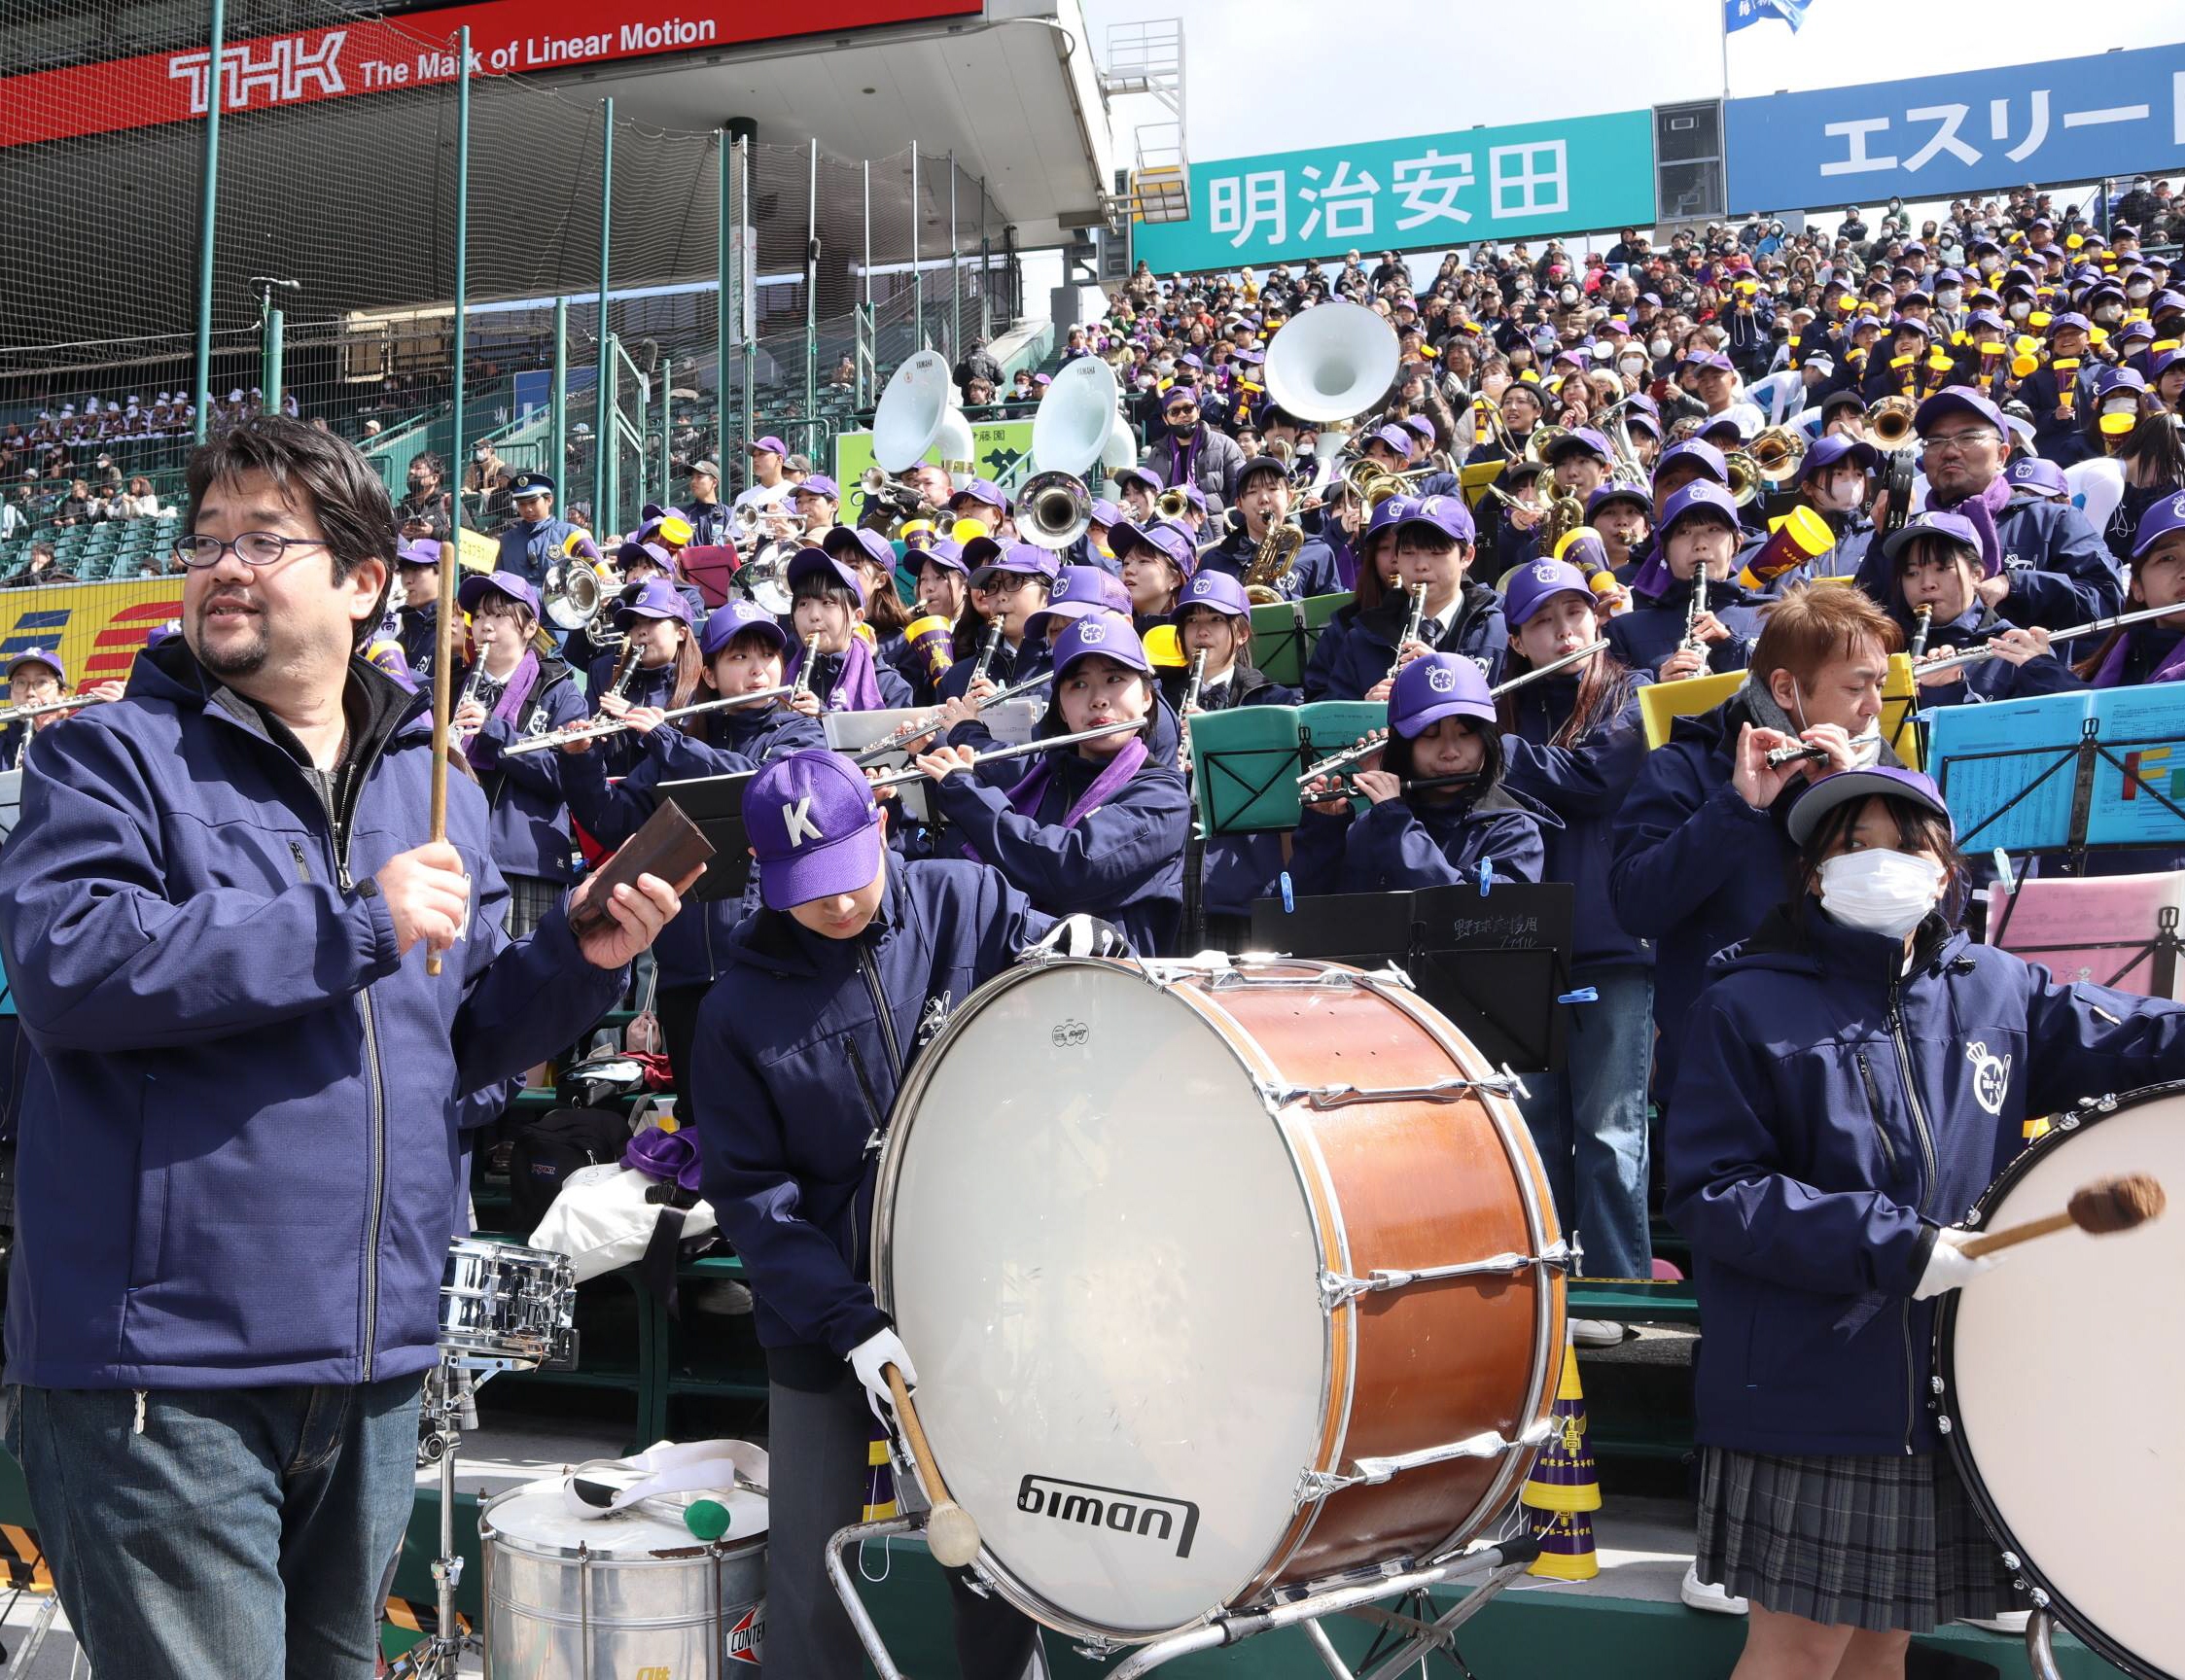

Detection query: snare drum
(873, 956), (1567, 1642)
(1936, 1082), (2185, 1680)
(480, 1480), (766, 1677)
(438, 1237), (576, 1368)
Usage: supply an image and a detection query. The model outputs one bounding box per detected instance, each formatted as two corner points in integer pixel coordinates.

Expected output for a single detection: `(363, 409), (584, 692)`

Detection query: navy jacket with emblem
(1667, 897), (2184, 1454)
(1289, 781), (1552, 896)
(1320, 582), (1508, 699)
(1605, 570), (1768, 681)
(1851, 491), (2119, 645)
(690, 859), (1056, 1379)
(458, 655), (589, 883)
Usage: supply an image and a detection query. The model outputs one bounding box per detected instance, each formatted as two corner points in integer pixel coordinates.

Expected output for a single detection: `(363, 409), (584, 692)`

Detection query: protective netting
(0, 0), (1013, 576)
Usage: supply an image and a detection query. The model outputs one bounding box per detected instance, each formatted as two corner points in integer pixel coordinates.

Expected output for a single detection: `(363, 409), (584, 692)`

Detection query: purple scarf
(961, 733), (1149, 866)
(489, 649), (542, 731)
(785, 635), (886, 713)
(1161, 422), (1203, 491)
(2090, 626), (2185, 688)
(624, 1125), (702, 1195)
(1927, 472), (2013, 579)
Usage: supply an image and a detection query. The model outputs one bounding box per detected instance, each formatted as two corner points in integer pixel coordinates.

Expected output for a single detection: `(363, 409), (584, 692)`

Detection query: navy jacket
(934, 633), (1050, 704)
(1290, 783), (1551, 896)
(1177, 662), (1297, 919)
(1197, 524), (1343, 601)
(1884, 600), (2083, 708)
(1321, 583), (1508, 700)
(1853, 492), (2119, 644)
(1608, 686), (1802, 1102)
(797, 647), (912, 714)
(397, 601), (441, 682)
(1500, 671), (1653, 969)
(690, 860), (1055, 1373)
(1606, 571), (1768, 680)
(931, 741), (1190, 956)
(581, 655), (681, 780)
(460, 657), (589, 882)
(1667, 899), (2184, 1454)
(1300, 598), (1365, 701)
(0, 644), (625, 1387)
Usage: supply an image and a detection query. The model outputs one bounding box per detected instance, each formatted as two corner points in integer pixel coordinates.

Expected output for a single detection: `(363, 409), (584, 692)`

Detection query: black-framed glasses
(171, 531), (331, 569)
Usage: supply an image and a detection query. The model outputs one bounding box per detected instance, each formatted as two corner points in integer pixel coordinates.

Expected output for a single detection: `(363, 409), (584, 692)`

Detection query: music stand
(1249, 593), (1350, 689)
(657, 772), (757, 901)
(1250, 881), (1575, 1071)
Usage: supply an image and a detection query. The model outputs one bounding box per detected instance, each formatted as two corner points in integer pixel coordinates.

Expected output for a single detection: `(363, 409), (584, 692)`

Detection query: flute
(1492, 638), (1607, 695)
(850, 667), (1057, 766)
(1913, 602), (2180, 676)
(1386, 584), (1428, 684)
(867, 718), (1145, 789)
(501, 685), (796, 755)
(0, 692), (102, 726)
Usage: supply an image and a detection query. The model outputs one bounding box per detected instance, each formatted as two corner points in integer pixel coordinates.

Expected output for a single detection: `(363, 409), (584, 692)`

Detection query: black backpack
(506, 1106), (630, 1233)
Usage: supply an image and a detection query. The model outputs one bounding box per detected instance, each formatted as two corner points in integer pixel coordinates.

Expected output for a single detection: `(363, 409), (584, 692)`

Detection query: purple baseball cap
(1110, 519), (1198, 578)
(823, 524), (898, 571)
(7, 647), (64, 682)
(1503, 558), (1593, 628)
(2046, 311), (2091, 335)
(1111, 464), (1162, 496)
(796, 474), (840, 501)
(1051, 611), (1152, 677)
(1088, 498), (1125, 529)
(614, 576), (694, 626)
(1026, 566), (1133, 639)
(395, 539), (442, 569)
(1162, 386), (1202, 413)
(457, 570), (544, 619)
(1656, 480), (1741, 540)
(1176, 570), (1251, 620)
(964, 540), (1060, 584)
(1787, 766), (1951, 848)
(1545, 427), (1613, 465)
(1585, 482), (1650, 518)
(1882, 508), (1986, 569)
(1234, 452), (1292, 490)
(786, 547), (863, 599)
(916, 539), (970, 578)
(746, 750), (886, 910)
(699, 598), (789, 657)
(1655, 438), (1729, 486)
(1390, 653), (1495, 737)
(1362, 494), (1417, 543)
(1371, 423), (1418, 457)
(948, 477), (1008, 511)
(746, 435), (789, 456)
(2132, 490), (2185, 559)
(1688, 349), (1736, 373)
(1913, 385), (2006, 438)
(614, 539), (675, 574)
(1392, 494), (1476, 546)
(2004, 457), (2068, 499)
(1795, 433), (1877, 485)
(1402, 414), (1438, 444)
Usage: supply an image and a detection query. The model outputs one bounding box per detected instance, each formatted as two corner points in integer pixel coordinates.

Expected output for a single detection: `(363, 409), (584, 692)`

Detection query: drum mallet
(1959, 1173), (2167, 1259)
(884, 1364), (981, 1567)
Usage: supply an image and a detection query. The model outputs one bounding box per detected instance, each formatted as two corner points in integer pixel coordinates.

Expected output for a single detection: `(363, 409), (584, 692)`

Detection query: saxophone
(1243, 518), (1304, 607)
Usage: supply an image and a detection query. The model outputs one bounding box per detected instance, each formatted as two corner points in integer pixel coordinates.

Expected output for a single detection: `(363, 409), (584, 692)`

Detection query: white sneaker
(1958, 1609), (2032, 1634)
(1681, 1561), (1749, 1616)
(1569, 1317), (1631, 1348)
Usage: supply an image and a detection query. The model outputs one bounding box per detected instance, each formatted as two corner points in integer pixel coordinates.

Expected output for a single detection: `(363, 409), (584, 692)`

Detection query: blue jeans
(3, 1374), (424, 1680)
(1518, 963), (1655, 1283)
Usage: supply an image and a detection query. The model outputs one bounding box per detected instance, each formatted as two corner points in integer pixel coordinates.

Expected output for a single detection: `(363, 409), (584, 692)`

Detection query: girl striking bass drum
(1935, 1082), (2185, 1680)
(871, 955), (1569, 1643)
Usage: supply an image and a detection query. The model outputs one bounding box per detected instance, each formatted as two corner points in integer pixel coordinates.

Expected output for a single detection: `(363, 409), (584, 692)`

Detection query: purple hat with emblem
(1586, 481), (1650, 518)
(1176, 569), (1251, 621)
(1111, 463), (1162, 496)
(612, 575), (695, 626)
(2132, 491), (2185, 560)
(1656, 480), (1741, 540)
(1110, 519), (1198, 578)
(6, 646), (64, 682)
(1051, 611), (1152, 677)
(1390, 653), (1495, 737)
(1391, 494), (1476, 546)
(823, 524), (899, 571)
(1795, 433), (1878, 485)
(1026, 566), (1134, 639)
(1655, 438), (1729, 486)
(964, 540), (1061, 584)
(949, 477), (1008, 510)
(916, 538), (971, 578)
(786, 547), (864, 599)
(395, 539), (442, 570)
(1544, 427), (1613, 465)
(1503, 558), (1594, 627)
(614, 539), (676, 575)
(1882, 508), (1987, 571)
(746, 749), (886, 910)
(699, 598), (789, 657)
(1913, 385), (2006, 438)
(746, 435), (789, 457)
(2004, 457), (2068, 500)
(457, 569), (544, 620)
(796, 473), (840, 501)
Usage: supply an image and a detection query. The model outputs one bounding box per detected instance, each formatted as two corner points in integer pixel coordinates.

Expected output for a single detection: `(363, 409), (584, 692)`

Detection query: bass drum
(1936, 1083), (2185, 1680)
(872, 956), (1566, 1643)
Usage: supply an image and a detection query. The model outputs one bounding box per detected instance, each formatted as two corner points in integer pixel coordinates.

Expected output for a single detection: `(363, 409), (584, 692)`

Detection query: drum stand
(825, 1514), (1540, 1680)
(387, 1357), (506, 1680)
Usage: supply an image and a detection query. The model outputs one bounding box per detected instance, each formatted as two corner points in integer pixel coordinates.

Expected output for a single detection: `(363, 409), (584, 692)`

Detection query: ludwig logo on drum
(1050, 1018), (1090, 1048)
(1017, 1474), (1199, 1559)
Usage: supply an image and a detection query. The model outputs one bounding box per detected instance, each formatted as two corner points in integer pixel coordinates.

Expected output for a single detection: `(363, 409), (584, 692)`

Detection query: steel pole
(948, 152), (961, 361)
(449, 26), (471, 532)
(261, 303), (284, 413)
(717, 127), (731, 459)
(804, 139), (819, 435)
(594, 98), (614, 532)
(191, 0), (228, 444)
(738, 138), (754, 461)
(909, 140), (921, 349)
(550, 297), (568, 502)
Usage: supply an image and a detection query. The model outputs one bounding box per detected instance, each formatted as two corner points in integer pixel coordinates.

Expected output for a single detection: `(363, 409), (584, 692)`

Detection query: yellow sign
(832, 420), (1037, 524)
(0, 578), (184, 689)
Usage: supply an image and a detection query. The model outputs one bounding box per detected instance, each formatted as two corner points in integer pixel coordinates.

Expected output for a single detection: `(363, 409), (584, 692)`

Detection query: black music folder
(658, 771), (758, 901)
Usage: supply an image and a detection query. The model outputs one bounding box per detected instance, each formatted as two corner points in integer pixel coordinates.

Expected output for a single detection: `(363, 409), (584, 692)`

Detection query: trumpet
(1016, 470), (1093, 551)
(867, 718), (1146, 790)
(1155, 485), (1195, 521)
(1868, 396), (1919, 453)
(1722, 450), (1763, 508)
(501, 686), (797, 756)
(1748, 426), (1808, 487)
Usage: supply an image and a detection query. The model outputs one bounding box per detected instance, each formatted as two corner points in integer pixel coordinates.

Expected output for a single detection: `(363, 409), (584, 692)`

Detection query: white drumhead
(483, 1478), (769, 1558)
(1947, 1091), (2185, 1677)
(882, 962), (1331, 1637)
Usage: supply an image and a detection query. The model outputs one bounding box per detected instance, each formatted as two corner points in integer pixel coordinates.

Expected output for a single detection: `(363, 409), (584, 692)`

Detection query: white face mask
(2128, 280), (2154, 300)
(1935, 288), (1960, 308)
(1979, 254), (2002, 275)
(2008, 300), (2031, 322)
(2094, 303), (2124, 325)
(1815, 472), (1865, 512)
(1817, 849), (1945, 939)
(1649, 336), (1673, 358)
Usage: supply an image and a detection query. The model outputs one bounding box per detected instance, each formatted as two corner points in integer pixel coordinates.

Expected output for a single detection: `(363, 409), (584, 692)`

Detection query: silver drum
(481, 1481), (767, 1676)
(439, 1237), (576, 1368)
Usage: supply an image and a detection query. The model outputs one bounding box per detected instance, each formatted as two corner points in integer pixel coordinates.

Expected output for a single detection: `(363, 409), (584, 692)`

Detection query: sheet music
(1984, 870), (2185, 998)
(825, 702), (1042, 826)
(1926, 693), (2088, 852)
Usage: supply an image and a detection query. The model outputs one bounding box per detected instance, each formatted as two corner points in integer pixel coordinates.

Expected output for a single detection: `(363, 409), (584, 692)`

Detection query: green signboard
(833, 418), (1037, 524)
(1133, 109), (1657, 275)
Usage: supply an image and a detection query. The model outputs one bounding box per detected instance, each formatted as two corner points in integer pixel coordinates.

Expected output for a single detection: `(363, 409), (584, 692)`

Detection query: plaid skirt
(502, 872), (565, 941)
(1695, 1447), (2024, 1632)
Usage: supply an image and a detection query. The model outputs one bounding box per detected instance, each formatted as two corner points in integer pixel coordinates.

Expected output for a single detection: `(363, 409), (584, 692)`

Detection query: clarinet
(452, 658), (489, 741)
(1908, 604), (1934, 662)
(1680, 566), (1710, 655)
(1387, 584), (1427, 685)
(1179, 648), (1209, 766)
(969, 617), (1005, 691)
(790, 634), (820, 702)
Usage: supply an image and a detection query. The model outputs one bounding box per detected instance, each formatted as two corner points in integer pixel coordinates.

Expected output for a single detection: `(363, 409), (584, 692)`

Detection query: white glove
(1024, 913), (1125, 962)
(1912, 1227), (2002, 1301)
(849, 1329), (916, 1409)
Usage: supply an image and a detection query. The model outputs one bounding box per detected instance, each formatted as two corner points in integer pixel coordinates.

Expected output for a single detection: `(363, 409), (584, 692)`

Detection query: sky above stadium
(1082, 0), (2179, 168)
